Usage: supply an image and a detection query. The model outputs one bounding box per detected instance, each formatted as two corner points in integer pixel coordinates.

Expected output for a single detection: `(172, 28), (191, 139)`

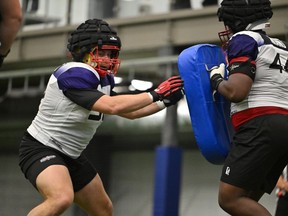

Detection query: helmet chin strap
(245, 19), (271, 31)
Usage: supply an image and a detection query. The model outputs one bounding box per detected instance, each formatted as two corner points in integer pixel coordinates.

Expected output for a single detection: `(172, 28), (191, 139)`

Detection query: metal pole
(153, 47), (182, 216)
(161, 63), (179, 147)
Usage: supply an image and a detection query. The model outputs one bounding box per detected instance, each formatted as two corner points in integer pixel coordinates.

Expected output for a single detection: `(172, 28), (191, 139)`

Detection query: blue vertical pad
(178, 44), (234, 164)
(153, 146), (182, 216)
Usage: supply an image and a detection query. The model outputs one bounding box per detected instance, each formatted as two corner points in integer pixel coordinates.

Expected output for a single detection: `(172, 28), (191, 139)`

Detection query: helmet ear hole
(82, 52), (91, 63)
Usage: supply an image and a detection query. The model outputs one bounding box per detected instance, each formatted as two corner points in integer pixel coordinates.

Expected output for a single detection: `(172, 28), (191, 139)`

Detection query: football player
(208, 0), (288, 215)
(19, 19), (184, 216)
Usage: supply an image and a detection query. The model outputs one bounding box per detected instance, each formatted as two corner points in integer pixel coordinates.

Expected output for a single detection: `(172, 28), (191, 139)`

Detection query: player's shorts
(19, 131), (97, 192)
(221, 114), (288, 194)
(275, 194), (288, 216)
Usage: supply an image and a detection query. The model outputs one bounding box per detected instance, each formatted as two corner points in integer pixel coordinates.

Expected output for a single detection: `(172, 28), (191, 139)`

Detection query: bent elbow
(105, 106), (120, 115)
(229, 97), (244, 103)
(104, 104), (129, 116)
(225, 93), (246, 103)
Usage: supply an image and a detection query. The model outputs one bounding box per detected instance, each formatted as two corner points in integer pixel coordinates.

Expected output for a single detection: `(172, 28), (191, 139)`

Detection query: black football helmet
(67, 19), (121, 76)
(217, 0), (273, 47)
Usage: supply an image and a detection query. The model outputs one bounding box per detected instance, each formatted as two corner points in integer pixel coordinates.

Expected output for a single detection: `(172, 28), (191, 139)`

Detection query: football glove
(206, 63), (225, 91)
(163, 88), (184, 107)
(149, 76), (184, 102)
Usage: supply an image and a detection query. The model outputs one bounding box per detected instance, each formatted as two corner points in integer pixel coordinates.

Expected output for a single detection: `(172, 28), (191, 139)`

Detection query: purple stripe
(55, 67), (100, 90)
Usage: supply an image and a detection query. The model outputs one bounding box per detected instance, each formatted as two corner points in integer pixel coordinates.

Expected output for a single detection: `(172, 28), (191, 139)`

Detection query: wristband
(148, 91), (159, 102)
(210, 74), (224, 90)
(147, 92), (153, 101)
(155, 101), (166, 110)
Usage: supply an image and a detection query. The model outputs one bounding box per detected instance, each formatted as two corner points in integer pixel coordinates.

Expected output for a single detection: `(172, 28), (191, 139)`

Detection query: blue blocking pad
(178, 44), (234, 164)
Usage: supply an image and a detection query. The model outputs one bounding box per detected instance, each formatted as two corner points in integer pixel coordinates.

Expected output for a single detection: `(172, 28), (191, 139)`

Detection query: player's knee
(101, 198), (113, 216)
(218, 193), (228, 211)
(218, 190), (238, 213)
(50, 192), (74, 214)
(219, 197), (232, 213)
(106, 199), (113, 215)
(59, 194), (74, 208)
(91, 198), (113, 216)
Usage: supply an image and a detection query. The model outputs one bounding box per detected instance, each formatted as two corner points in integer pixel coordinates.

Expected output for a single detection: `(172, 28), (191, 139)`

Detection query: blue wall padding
(178, 44), (234, 164)
(153, 146), (182, 216)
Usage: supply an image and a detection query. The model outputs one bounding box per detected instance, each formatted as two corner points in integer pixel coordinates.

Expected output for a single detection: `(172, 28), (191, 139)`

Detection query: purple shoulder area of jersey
(54, 66), (100, 91)
(228, 34), (259, 61)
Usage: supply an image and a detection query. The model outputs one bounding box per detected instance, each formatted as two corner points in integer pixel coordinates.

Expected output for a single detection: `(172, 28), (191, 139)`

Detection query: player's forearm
(92, 93), (153, 115)
(217, 74), (252, 103)
(119, 102), (163, 119)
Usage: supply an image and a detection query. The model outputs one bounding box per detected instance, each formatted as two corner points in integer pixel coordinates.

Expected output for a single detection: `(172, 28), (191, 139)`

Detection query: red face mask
(218, 25), (233, 51)
(84, 45), (121, 77)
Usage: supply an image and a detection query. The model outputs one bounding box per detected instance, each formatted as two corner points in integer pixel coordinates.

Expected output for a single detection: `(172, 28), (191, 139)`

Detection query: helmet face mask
(218, 25), (233, 50)
(83, 45), (121, 77)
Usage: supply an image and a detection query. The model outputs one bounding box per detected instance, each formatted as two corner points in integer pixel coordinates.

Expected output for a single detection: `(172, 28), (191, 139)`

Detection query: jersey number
(270, 53), (288, 73)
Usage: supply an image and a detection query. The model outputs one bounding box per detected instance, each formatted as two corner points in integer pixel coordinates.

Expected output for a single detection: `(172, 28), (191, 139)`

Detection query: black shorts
(275, 194), (288, 216)
(221, 114), (288, 194)
(19, 132), (97, 192)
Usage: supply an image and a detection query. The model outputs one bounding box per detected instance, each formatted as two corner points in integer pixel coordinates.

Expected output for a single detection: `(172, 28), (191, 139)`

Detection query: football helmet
(217, 0), (273, 47)
(67, 19), (121, 76)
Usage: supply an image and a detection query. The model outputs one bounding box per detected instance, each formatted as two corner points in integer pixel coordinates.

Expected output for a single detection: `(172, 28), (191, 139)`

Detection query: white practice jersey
(28, 62), (114, 158)
(227, 31), (288, 115)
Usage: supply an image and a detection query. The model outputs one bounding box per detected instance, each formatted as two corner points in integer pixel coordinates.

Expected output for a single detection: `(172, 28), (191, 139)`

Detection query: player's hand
(163, 88), (184, 107)
(206, 63), (225, 91)
(149, 76), (184, 102)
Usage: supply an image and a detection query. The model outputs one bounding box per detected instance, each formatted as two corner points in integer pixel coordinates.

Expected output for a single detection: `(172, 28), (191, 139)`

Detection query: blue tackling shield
(178, 44), (234, 164)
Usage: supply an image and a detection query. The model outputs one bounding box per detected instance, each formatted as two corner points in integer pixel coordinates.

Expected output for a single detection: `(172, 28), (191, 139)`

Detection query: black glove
(149, 76), (184, 102)
(163, 88), (184, 107)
